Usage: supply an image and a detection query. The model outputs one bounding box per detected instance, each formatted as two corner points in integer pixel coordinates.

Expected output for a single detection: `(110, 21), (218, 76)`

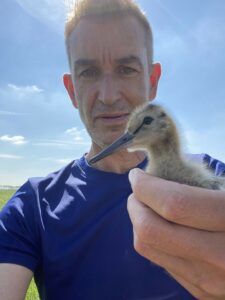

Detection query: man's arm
(0, 264), (33, 300)
(128, 168), (225, 300)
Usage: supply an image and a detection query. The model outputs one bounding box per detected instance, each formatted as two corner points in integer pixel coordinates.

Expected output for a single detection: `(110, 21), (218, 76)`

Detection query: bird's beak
(88, 132), (135, 164)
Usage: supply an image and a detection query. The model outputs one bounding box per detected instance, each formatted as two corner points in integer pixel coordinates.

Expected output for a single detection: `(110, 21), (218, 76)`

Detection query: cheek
(124, 77), (150, 104)
(74, 82), (94, 119)
(143, 70), (151, 98)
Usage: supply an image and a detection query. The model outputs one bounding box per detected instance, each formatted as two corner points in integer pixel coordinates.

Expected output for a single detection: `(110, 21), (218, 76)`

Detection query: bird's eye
(133, 116), (154, 135)
(143, 116), (154, 125)
(159, 112), (166, 118)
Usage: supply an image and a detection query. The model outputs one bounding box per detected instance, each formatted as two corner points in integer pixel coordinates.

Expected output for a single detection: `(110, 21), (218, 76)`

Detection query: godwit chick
(89, 102), (224, 190)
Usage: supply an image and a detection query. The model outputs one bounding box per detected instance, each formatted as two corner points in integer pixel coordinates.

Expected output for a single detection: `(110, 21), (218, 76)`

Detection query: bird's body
(145, 145), (223, 190)
(127, 103), (224, 190)
(89, 102), (224, 190)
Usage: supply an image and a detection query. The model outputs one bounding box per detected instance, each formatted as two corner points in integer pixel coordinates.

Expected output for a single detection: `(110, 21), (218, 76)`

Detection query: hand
(127, 168), (225, 300)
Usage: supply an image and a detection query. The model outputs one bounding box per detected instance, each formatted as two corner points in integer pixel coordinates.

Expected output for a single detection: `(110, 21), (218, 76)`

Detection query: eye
(118, 66), (138, 76)
(143, 116), (154, 125)
(79, 68), (100, 79)
(159, 112), (166, 118)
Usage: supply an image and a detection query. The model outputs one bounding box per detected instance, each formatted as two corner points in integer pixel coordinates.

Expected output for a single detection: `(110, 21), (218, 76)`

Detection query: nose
(98, 74), (120, 105)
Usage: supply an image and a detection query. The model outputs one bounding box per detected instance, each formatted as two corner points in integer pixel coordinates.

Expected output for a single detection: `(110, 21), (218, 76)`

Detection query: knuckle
(190, 290), (208, 300)
(161, 189), (189, 222)
(200, 279), (225, 299)
(127, 194), (134, 210)
(134, 218), (161, 251)
(196, 275), (211, 295)
(197, 293), (211, 300)
(133, 237), (147, 256)
(196, 274), (225, 299)
(134, 237), (157, 263)
(132, 177), (144, 196)
(135, 217), (156, 243)
(210, 253), (225, 273)
(135, 219), (148, 241)
(131, 171), (149, 196)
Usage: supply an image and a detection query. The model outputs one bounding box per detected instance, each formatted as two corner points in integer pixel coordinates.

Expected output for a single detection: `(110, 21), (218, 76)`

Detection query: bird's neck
(147, 134), (183, 175)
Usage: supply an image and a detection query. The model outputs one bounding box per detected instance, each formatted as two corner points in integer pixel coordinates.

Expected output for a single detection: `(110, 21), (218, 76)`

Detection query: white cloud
(41, 157), (75, 165)
(0, 154), (23, 159)
(31, 128), (91, 152)
(54, 158), (73, 164)
(0, 135), (28, 145)
(33, 135), (91, 149)
(15, 0), (66, 35)
(8, 83), (43, 95)
(0, 110), (27, 116)
(65, 127), (91, 144)
(33, 141), (73, 148)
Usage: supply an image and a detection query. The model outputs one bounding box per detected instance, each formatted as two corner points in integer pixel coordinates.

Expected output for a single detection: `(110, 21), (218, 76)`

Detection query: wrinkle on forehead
(68, 14), (147, 68)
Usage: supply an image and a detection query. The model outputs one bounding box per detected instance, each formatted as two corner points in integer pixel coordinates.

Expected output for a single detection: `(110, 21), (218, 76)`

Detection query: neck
(86, 143), (146, 173)
(147, 134), (182, 175)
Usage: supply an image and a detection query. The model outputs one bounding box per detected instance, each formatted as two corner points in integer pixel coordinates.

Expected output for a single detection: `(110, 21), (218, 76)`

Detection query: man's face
(68, 14), (153, 148)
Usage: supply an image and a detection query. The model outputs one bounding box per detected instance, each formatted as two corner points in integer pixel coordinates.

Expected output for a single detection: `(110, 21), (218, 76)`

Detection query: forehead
(68, 14), (147, 63)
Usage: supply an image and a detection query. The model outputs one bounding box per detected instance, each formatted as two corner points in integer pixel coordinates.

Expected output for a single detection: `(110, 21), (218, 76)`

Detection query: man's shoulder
(26, 158), (78, 192)
(0, 158), (85, 232)
(188, 153), (225, 176)
(202, 153), (225, 176)
(1, 158), (82, 212)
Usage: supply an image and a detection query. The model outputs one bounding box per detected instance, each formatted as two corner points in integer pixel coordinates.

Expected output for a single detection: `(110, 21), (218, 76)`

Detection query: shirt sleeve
(203, 153), (225, 176)
(0, 181), (40, 272)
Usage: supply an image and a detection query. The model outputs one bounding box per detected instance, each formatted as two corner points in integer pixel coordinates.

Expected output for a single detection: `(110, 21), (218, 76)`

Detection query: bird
(89, 102), (224, 190)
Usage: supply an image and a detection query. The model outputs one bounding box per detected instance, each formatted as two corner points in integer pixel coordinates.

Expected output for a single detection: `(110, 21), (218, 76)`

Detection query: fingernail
(129, 168), (138, 183)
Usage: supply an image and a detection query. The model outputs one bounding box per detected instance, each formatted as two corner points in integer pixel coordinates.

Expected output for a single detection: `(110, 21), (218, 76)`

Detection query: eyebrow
(74, 55), (142, 69)
(115, 55), (143, 68)
(74, 59), (97, 69)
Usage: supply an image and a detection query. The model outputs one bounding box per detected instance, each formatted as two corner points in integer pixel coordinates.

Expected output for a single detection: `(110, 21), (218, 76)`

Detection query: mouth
(88, 131), (135, 164)
(95, 113), (130, 125)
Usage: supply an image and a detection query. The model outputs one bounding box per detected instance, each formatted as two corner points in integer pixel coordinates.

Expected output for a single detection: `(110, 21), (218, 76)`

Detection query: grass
(0, 190), (14, 210)
(0, 189), (40, 300)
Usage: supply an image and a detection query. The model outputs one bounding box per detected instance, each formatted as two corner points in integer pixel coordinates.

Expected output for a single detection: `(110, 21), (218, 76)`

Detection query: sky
(0, 0), (225, 186)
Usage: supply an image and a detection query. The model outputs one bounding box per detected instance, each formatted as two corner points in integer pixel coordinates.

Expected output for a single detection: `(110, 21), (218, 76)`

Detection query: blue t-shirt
(0, 154), (225, 300)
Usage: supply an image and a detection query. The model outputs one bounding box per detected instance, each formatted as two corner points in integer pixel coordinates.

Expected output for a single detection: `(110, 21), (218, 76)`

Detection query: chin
(93, 135), (117, 149)
(105, 131), (125, 144)
(91, 126), (125, 146)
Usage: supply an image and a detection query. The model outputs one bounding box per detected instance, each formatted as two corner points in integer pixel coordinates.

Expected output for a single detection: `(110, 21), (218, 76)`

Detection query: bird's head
(89, 102), (174, 164)
(125, 103), (172, 152)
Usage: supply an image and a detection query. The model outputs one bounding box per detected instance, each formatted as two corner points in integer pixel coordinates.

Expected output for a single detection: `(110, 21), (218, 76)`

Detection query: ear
(149, 63), (161, 100)
(63, 73), (78, 108)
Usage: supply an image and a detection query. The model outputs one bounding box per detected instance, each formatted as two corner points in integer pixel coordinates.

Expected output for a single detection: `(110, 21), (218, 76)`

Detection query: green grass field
(0, 189), (40, 300)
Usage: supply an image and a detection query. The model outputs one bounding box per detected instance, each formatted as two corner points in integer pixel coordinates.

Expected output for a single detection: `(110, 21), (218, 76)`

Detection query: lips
(96, 113), (129, 118)
(95, 113), (130, 125)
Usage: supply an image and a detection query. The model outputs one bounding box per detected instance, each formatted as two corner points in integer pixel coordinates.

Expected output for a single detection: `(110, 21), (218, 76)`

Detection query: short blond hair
(65, 0), (153, 68)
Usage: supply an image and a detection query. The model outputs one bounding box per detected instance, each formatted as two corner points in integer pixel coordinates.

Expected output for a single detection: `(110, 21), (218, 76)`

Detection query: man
(0, 0), (225, 299)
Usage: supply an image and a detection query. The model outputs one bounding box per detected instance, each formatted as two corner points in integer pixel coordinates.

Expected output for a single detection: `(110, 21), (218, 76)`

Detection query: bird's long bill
(88, 132), (134, 164)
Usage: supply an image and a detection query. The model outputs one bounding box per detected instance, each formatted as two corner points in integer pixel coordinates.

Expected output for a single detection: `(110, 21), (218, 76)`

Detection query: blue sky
(0, 0), (225, 186)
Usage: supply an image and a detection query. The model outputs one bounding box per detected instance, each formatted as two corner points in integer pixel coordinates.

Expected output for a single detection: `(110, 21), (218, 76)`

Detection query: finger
(170, 271), (225, 300)
(133, 230), (190, 277)
(133, 232), (225, 300)
(129, 168), (225, 231)
(127, 195), (225, 267)
(169, 272), (209, 300)
(132, 237), (206, 299)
